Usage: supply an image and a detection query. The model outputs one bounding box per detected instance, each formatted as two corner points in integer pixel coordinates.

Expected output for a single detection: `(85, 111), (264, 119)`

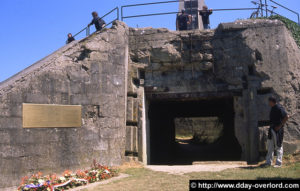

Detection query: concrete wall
(0, 21), (129, 188)
(214, 20), (300, 160)
(129, 28), (216, 93)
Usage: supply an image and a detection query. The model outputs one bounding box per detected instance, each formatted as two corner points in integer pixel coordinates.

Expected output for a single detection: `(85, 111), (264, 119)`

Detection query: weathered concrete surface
(0, 21), (129, 188)
(127, 19), (300, 163)
(215, 19), (300, 160)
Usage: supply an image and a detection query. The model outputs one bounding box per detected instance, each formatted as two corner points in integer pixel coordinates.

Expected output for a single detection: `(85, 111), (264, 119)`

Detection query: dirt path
(146, 162), (250, 175)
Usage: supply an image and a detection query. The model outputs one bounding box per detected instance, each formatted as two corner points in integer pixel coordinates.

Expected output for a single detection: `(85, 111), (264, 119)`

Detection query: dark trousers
(268, 126), (284, 147)
(179, 26), (188, 31)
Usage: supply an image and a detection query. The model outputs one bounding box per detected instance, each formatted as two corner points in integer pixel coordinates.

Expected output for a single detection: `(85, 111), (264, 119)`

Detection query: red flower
(51, 174), (57, 180)
(37, 172), (43, 177)
(63, 170), (72, 176)
(20, 176), (29, 185)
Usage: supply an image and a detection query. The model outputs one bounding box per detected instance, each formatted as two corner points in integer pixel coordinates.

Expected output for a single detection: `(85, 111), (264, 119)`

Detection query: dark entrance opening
(148, 97), (242, 165)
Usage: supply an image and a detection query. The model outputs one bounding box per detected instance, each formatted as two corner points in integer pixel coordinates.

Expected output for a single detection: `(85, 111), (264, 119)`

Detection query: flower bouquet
(18, 160), (119, 191)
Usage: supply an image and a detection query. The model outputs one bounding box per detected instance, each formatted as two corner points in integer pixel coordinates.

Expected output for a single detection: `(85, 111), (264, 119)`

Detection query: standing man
(265, 96), (289, 167)
(67, 33), (75, 44)
(199, 5), (213, 29)
(176, 9), (192, 31)
(88, 11), (106, 32)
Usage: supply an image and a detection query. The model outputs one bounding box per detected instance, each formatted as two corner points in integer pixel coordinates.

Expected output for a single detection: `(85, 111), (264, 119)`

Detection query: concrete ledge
(70, 173), (129, 191)
(1, 186), (18, 191)
(192, 161), (247, 165)
(217, 19), (284, 31)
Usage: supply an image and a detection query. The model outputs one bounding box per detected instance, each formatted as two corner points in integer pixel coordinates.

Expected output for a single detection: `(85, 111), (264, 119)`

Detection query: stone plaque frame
(23, 103), (82, 128)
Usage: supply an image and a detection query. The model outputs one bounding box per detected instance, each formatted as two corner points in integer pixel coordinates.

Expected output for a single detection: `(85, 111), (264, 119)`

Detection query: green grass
(81, 162), (300, 191)
(187, 162), (300, 180)
(81, 167), (189, 191)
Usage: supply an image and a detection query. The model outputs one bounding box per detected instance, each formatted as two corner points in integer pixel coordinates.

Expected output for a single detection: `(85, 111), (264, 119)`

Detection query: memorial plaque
(23, 103), (82, 128)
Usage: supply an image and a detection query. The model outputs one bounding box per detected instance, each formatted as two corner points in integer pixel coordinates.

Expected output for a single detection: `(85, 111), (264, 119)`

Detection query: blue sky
(0, 0), (299, 82)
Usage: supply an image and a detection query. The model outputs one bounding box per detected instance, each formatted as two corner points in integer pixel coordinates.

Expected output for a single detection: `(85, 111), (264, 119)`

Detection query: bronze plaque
(23, 103), (82, 128)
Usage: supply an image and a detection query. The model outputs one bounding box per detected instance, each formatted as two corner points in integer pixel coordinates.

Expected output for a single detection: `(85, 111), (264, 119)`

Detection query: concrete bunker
(147, 96), (242, 165)
(2, 19), (300, 188)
